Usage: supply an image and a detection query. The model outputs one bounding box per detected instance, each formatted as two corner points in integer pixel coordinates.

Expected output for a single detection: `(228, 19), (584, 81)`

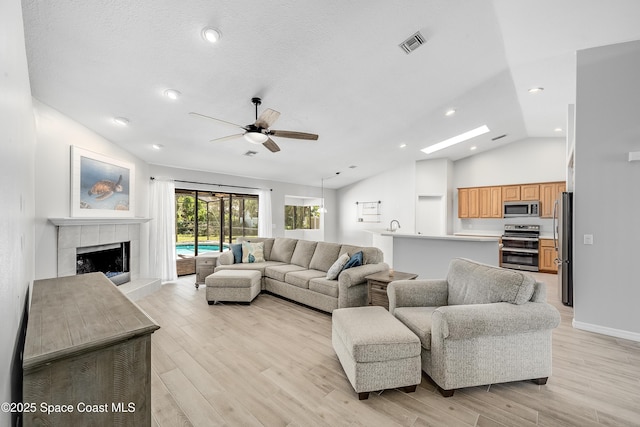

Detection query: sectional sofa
(214, 237), (388, 313)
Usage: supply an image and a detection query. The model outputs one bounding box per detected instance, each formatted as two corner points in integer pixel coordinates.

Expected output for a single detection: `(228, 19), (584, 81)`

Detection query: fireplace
(76, 242), (130, 285)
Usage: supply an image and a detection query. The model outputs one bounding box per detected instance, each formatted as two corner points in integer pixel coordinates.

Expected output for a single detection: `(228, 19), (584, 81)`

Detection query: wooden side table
(365, 270), (418, 309)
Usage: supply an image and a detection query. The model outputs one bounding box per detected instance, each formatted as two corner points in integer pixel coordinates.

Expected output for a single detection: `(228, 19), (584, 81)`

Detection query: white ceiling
(21, 0), (640, 189)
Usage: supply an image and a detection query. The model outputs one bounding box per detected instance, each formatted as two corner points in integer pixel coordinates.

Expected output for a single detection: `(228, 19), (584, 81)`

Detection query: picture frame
(70, 146), (135, 217)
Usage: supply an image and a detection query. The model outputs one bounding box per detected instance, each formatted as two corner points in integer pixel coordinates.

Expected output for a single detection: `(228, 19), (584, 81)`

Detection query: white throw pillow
(326, 253), (350, 280)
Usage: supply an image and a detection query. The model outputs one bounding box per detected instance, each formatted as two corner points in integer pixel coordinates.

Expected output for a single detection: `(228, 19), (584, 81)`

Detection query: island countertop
(381, 232), (499, 242)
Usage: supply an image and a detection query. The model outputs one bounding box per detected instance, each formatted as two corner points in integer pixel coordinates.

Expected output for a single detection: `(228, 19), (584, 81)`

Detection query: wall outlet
(583, 234), (593, 245)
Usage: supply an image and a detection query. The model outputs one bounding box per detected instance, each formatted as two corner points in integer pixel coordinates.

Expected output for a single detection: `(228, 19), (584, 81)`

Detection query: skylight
(421, 125), (490, 155)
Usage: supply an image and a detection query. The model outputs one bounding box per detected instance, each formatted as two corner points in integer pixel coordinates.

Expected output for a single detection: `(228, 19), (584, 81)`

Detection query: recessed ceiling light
(202, 27), (222, 43)
(470, 146), (477, 151)
(349, 165), (357, 169)
(445, 109), (456, 116)
(163, 89), (181, 100)
(399, 143), (407, 148)
(554, 127), (563, 132)
(152, 144), (164, 150)
(528, 87), (544, 94)
(113, 117), (129, 126)
(421, 125), (490, 155)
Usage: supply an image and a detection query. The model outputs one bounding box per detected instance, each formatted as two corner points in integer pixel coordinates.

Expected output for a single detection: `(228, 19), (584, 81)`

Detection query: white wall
(0, 0), (36, 422)
(573, 40), (640, 340)
(337, 161), (416, 247)
(150, 164), (337, 242)
(33, 101), (151, 279)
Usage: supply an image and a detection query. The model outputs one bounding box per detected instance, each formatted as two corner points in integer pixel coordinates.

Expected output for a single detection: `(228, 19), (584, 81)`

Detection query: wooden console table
(23, 273), (160, 426)
(365, 270), (418, 309)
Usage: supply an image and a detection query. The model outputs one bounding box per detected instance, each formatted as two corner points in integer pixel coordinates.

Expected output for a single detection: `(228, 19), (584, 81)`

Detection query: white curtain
(149, 178), (177, 282)
(258, 189), (273, 237)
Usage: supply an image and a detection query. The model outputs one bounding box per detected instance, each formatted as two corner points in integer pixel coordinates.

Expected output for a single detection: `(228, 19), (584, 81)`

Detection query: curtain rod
(150, 177), (272, 191)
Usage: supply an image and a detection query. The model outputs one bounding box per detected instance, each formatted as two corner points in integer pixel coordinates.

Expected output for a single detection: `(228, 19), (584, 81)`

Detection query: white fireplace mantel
(49, 217), (151, 226)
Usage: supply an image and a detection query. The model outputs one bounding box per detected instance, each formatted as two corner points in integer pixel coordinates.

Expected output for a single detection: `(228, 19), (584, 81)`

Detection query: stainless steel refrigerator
(553, 192), (573, 306)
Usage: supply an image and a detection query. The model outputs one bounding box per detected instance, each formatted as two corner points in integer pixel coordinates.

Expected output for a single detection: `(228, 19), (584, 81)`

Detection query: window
(284, 204), (320, 230)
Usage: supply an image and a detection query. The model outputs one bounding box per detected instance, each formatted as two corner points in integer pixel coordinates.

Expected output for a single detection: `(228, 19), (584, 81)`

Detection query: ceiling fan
(189, 97), (319, 153)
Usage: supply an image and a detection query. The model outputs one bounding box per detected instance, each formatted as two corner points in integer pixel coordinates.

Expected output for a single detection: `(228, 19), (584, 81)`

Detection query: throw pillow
(242, 241), (265, 263)
(230, 243), (243, 264)
(326, 253), (350, 280)
(342, 251), (363, 270)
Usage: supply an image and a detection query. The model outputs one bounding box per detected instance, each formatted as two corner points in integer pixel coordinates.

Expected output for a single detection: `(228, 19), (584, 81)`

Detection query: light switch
(583, 234), (593, 245)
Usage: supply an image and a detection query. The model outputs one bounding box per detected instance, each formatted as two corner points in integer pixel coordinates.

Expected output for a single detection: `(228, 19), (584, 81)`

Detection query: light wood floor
(137, 273), (640, 427)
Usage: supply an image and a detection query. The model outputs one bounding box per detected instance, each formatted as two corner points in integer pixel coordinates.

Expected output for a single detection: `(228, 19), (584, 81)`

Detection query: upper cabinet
(540, 182), (566, 218)
(458, 181), (566, 218)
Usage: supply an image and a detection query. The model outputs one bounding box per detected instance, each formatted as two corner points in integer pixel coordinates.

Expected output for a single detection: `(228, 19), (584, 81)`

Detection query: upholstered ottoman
(205, 270), (261, 305)
(332, 306), (422, 400)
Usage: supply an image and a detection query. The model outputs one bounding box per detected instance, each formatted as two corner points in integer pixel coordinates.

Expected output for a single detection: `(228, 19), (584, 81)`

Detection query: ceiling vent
(491, 134), (507, 141)
(244, 150), (258, 157)
(399, 31), (426, 54)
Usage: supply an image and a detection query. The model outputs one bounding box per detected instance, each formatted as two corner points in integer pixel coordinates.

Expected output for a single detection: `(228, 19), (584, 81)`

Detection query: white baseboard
(572, 319), (640, 342)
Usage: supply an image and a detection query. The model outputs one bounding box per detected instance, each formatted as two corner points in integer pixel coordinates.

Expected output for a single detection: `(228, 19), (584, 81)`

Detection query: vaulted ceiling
(21, 0), (640, 188)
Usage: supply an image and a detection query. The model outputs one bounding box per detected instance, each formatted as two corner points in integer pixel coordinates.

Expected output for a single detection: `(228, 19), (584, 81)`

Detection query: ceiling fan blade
(189, 112), (247, 130)
(262, 138), (281, 153)
(269, 130), (319, 140)
(210, 133), (244, 143)
(255, 108), (280, 128)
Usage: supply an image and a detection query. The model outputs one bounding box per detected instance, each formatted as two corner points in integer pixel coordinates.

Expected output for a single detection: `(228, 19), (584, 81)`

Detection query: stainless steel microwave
(503, 201), (540, 217)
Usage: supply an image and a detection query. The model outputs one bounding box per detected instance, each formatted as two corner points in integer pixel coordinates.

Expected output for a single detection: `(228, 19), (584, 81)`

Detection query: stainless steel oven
(501, 224), (539, 272)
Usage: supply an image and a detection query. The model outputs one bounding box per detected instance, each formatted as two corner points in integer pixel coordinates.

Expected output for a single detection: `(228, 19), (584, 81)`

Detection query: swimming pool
(176, 243), (229, 256)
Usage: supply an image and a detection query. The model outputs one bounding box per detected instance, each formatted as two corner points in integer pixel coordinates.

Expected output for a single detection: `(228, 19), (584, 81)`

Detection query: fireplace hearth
(76, 242), (130, 285)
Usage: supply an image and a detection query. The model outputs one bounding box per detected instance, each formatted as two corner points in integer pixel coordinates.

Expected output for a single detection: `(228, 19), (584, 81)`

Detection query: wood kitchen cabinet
(520, 184), (540, 201)
(502, 185), (521, 202)
(539, 238), (558, 273)
(458, 187), (479, 218)
(479, 186), (502, 218)
(540, 182), (566, 218)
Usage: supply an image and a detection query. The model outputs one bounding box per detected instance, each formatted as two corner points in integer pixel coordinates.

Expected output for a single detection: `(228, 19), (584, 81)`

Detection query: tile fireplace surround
(50, 217), (159, 301)
(57, 223), (140, 279)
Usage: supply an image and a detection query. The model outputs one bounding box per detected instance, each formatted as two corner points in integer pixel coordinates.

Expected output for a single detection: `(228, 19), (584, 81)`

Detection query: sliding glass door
(175, 189), (259, 275)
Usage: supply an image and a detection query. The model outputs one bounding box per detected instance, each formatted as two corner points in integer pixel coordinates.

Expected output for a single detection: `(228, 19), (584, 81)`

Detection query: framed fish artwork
(70, 146), (135, 217)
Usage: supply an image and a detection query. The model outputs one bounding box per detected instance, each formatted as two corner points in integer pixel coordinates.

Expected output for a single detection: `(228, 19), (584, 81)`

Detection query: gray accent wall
(574, 40), (640, 339)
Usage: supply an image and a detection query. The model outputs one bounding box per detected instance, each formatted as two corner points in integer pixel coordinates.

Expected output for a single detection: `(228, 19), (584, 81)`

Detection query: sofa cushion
(270, 238), (298, 263)
(290, 240), (318, 268)
(309, 242), (342, 272)
(326, 253), (350, 280)
(285, 269), (326, 289)
(309, 277), (339, 298)
(393, 306), (437, 350)
(242, 241), (265, 263)
(446, 258), (536, 306)
(265, 264), (306, 282)
(215, 261), (285, 276)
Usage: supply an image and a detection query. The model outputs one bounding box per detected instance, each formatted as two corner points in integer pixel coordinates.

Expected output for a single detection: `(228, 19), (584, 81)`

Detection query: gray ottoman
(332, 306), (422, 400)
(205, 270), (261, 305)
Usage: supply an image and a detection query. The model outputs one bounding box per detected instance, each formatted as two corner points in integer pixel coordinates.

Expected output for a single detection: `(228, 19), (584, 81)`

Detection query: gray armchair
(387, 258), (560, 397)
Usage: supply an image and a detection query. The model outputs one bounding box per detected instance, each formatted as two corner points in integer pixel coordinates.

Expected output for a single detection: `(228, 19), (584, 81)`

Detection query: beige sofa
(214, 237), (388, 313)
(388, 258), (561, 397)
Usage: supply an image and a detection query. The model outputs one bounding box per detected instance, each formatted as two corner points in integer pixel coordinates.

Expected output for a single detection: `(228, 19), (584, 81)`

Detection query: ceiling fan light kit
(244, 132), (268, 144)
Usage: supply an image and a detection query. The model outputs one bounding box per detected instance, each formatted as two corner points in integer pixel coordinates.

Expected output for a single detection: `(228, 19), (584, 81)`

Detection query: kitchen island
(381, 232), (500, 279)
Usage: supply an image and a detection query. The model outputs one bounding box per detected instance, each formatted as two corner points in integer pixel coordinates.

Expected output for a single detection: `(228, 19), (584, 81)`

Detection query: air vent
(399, 31), (426, 54)
(491, 134), (507, 141)
(244, 150), (258, 156)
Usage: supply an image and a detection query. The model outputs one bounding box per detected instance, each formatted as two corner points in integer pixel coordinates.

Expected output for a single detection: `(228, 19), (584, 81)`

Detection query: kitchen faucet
(389, 219), (401, 232)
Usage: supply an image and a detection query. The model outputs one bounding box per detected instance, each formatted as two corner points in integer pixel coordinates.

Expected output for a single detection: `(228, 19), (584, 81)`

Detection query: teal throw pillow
(342, 251), (363, 270)
(230, 243), (243, 264)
